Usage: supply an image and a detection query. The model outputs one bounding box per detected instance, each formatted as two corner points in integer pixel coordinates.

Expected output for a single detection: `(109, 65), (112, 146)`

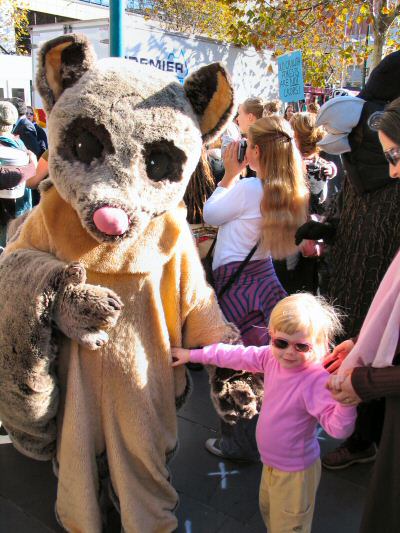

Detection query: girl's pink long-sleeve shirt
(190, 343), (356, 471)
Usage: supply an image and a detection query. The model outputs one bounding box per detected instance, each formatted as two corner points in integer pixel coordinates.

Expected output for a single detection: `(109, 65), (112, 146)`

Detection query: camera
(306, 162), (325, 182)
(237, 140), (247, 163)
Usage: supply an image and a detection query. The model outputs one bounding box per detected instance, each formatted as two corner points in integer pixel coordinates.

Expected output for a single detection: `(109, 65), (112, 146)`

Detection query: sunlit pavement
(0, 368), (370, 532)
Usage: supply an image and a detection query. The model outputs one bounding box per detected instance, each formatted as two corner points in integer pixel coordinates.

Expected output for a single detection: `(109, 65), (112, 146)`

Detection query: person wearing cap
(295, 50), (400, 471)
(0, 101), (36, 246)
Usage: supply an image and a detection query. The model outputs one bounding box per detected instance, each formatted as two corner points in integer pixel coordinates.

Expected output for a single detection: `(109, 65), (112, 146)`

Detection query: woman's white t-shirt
(203, 177), (270, 270)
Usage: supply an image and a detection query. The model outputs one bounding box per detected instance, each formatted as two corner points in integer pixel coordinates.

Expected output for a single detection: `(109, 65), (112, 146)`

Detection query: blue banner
(277, 50), (305, 103)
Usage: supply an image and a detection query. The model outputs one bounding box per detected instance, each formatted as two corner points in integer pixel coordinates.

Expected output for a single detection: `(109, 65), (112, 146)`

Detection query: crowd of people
(1, 51), (400, 533)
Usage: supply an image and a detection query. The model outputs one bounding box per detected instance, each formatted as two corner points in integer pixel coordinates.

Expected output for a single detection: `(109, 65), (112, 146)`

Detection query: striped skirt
(213, 257), (287, 347)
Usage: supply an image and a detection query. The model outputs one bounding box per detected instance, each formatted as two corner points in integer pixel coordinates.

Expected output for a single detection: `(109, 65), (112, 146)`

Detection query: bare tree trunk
(371, 28), (385, 68)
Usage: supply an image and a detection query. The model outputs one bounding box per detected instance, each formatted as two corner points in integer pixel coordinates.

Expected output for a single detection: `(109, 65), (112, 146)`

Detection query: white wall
(0, 55), (32, 104)
(18, 0), (108, 20)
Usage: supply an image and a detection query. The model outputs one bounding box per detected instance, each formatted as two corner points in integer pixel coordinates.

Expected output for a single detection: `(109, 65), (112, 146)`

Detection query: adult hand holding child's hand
(327, 371), (361, 406)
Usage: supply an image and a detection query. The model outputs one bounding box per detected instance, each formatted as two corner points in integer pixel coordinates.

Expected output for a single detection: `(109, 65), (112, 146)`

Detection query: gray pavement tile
(206, 460), (262, 522)
(0, 442), (57, 507)
(171, 417), (222, 503)
(313, 471), (365, 533)
(178, 369), (220, 431)
(175, 492), (233, 533)
(0, 496), (54, 533)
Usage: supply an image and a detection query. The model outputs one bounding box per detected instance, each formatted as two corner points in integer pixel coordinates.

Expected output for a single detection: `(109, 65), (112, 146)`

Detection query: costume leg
(267, 460), (321, 533)
(55, 342), (106, 533)
(102, 366), (179, 533)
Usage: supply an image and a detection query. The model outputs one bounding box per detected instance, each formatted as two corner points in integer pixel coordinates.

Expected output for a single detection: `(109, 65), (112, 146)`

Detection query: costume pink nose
(93, 206), (129, 236)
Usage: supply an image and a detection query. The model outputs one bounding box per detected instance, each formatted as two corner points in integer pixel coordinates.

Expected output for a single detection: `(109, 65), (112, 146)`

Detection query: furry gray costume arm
(0, 249), (122, 460)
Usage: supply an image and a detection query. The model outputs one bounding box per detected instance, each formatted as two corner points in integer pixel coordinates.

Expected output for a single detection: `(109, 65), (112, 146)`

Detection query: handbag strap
(218, 242), (259, 299)
(205, 236), (217, 260)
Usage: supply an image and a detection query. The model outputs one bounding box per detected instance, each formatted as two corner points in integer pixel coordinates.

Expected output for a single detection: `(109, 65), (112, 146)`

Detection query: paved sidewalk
(0, 368), (371, 532)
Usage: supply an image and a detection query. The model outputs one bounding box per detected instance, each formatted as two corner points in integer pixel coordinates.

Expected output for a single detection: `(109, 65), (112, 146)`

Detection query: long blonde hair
(248, 116), (309, 259)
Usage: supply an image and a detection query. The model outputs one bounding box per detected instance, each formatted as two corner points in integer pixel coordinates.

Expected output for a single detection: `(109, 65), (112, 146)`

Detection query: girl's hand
(323, 339), (355, 374)
(326, 373), (347, 392)
(171, 347), (191, 367)
(219, 141), (247, 188)
(330, 372), (361, 406)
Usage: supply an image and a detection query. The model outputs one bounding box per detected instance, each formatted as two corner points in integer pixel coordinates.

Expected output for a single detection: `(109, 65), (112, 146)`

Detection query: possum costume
(0, 34), (251, 532)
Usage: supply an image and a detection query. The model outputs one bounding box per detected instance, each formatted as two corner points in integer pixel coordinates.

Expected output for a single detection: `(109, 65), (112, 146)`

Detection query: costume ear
(184, 63), (236, 144)
(36, 34), (96, 114)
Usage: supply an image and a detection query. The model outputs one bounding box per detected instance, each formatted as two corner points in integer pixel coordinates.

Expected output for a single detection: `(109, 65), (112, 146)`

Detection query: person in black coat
(9, 98), (43, 158)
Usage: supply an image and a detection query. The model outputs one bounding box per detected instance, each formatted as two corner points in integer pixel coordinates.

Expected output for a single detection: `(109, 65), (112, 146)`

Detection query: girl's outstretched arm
(172, 343), (269, 373)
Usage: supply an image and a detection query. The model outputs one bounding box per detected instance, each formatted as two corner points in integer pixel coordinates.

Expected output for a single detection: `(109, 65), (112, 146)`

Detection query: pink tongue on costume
(93, 206), (129, 236)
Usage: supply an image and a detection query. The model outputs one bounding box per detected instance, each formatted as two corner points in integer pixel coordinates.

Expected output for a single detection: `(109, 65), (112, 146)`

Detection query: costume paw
(54, 265), (123, 350)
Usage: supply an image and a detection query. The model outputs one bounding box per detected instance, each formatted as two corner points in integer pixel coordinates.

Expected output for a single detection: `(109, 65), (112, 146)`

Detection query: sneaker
(205, 438), (225, 458)
(204, 438), (258, 463)
(322, 443), (377, 470)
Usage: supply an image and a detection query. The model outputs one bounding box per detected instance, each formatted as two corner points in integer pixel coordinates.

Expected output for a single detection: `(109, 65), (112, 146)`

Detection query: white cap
(316, 96), (365, 154)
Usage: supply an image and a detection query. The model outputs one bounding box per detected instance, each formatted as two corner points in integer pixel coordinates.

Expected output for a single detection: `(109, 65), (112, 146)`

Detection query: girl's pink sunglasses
(271, 337), (313, 353)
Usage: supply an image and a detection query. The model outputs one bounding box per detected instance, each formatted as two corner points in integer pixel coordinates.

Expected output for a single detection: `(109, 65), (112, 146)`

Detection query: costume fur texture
(0, 34), (244, 533)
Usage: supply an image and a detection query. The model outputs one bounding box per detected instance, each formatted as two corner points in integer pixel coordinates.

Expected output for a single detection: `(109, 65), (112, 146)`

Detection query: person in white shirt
(202, 114), (309, 461)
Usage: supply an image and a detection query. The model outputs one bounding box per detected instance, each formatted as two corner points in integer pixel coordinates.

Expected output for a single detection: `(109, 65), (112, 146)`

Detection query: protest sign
(277, 50), (305, 103)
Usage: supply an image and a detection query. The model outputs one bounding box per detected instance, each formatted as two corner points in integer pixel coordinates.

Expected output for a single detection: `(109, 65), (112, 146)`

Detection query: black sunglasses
(271, 337), (312, 353)
(384, 147), (400, 167)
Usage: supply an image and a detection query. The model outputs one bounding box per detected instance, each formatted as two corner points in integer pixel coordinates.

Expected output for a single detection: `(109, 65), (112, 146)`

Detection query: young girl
(172, 293), (356, 533)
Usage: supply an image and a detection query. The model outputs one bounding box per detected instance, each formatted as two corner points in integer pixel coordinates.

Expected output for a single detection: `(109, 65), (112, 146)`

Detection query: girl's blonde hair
(290, 112), (325, 157)
(269, 293), (343, 362)
(248, 115), (309, 259)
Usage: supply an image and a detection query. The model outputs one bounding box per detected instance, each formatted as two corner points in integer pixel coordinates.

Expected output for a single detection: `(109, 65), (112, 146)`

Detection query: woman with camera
(202, 115), (308, 461)
(290, 112), (337, 215)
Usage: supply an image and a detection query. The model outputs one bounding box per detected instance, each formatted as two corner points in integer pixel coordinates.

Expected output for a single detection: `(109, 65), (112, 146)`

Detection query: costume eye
(147, 151), (172, 182)
(144, 140), (187, 182)
(74, 130), (103, 165)
(61, 117), (115, 165)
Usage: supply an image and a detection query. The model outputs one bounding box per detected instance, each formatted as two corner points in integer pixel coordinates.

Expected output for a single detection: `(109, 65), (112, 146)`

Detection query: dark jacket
(34, 123), (48, 155)
(352, 360), (400, 533)
(13, 117), (42, 157)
